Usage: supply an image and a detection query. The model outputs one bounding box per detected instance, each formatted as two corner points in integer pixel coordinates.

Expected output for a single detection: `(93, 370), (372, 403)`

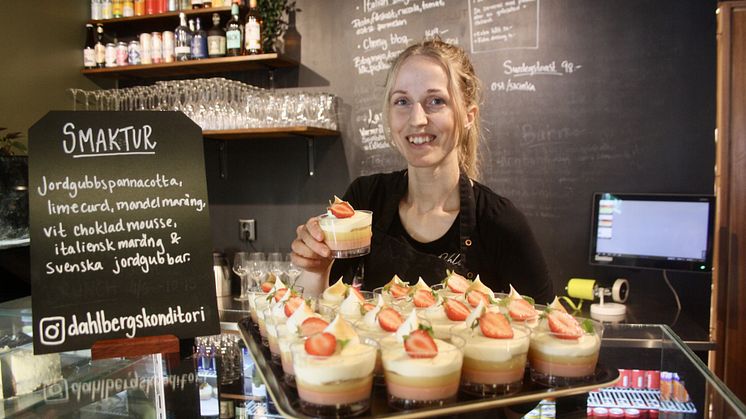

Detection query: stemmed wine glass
(248, 252), (267, 289)
(268, 252), (285, 282)
(232, 251), (250, 301)
(286, 253), (302, 288)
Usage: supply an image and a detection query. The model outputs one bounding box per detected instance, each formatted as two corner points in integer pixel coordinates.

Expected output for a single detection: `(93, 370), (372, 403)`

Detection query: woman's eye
(393, 97), (409, 106)
(428, 97), (446, 106)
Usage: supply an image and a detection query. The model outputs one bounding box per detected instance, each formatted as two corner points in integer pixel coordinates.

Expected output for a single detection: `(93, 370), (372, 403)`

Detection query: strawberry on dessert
(410, 277), (439, 308)
(380, 311), (465, 408)
(500, 285), (540, 326)
(464, 276), (497, 308)
(442, 270), (472, 294)
(277, 304), (326, 383)
(454, 302), (531, 395)
(528, 311), (603, 385)
(378, 307), (404, 332)
(318, 196), (373, 259)
(291, 314), (377, 414)
(377, 274), (411, 302)
(417, 297), (470, 339)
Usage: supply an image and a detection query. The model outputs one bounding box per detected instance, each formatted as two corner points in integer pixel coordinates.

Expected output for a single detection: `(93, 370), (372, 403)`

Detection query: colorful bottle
(225, 3), (242, 56)
(191, 17), (208, 59)
(83, 24), (97, 69)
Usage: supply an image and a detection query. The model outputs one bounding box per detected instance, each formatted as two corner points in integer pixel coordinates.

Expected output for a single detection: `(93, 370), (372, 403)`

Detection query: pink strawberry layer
(386, 380), (459, 401)
(296, 377), (373, 406)
(462, 366), (524, 385)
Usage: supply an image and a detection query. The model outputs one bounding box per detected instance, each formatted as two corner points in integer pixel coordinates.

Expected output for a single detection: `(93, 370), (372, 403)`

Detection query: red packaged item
(593, 407), (609, 417)
(618, 369), (631, 387)
(645, 370), (661, 390)
(145, 0), (154, 14)
(609, 408), (625, 418)
(631, 369), (644, 388)
(660, 372), (673, 401)
(624, 408), (641, 418)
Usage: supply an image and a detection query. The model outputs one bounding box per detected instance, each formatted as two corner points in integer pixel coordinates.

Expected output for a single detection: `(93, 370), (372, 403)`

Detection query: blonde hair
(382, 38), (482, 180)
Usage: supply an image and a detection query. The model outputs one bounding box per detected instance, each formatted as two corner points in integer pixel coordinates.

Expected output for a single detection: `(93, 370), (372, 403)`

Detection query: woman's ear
(464, 103), (477, 129)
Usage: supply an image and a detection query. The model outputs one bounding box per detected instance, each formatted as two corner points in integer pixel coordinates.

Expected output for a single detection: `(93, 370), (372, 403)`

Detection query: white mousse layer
(463, 327), (530, 362)
(381, 339), (462, 378)
(319, 211), (372, 232)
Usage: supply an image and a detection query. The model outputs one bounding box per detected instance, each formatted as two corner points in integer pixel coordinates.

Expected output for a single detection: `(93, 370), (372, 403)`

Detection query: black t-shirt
(330, 170), (555, 304)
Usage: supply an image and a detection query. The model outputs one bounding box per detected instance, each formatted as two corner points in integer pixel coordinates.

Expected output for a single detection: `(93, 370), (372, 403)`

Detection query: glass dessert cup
(381, 333), (465, 410)
(291, 342), (377, 417)
(318, 210), (372, 258)
(453, 324), (531, 396)
(263, 308), (285, 365)
(354, 322), (395, 387)
(248, 290), (269, 328)
(528, 317), (603, 387)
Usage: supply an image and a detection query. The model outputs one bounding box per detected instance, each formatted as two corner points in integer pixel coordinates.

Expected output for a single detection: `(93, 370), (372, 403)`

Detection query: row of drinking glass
(68, 78), (339, 131)
(232, 251), (302, 301)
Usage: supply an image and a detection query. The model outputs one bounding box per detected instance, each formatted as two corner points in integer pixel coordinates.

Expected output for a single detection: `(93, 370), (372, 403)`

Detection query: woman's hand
(290, 216), (333, 275)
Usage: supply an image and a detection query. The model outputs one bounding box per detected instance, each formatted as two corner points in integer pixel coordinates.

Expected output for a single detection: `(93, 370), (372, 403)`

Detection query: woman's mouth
(406, 134), (435, 145)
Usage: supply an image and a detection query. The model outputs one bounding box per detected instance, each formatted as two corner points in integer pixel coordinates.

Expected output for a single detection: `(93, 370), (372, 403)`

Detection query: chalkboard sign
(28, 111), (220, 354)
(334, 0), (716, 283)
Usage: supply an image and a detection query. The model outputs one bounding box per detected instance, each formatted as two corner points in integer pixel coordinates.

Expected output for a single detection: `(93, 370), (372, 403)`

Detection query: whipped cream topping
(385, 274), (409, 288)
(462, 326), (530, 362)
(321, 277), (347, 305)
(508, 284), (524, 300)
(285, 301), (316, 333)
(319, 210), (372, 232)
(411, 277), (431, 292)
(464, 300), (485, 328)
(395, 310), (420, 343)
(548, 296), (567, 312)
(339, 291), (364, 320)
(466, 275), (494, 297)
(272, 277), (288, 292)
(530, 319), (601, 356)
(323, 314), (360, 345)
(382, 339), (463, 377)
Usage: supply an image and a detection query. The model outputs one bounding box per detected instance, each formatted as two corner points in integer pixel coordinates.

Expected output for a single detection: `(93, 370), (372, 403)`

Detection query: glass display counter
(1, 297), (744, 418)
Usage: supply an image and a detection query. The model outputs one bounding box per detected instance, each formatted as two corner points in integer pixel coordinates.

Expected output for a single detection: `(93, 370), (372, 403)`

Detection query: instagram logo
(43, 379), (68, 403)
(39, 316), (66, 345)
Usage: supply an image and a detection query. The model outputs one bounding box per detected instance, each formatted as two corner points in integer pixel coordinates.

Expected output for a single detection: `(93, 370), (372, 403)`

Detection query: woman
(291, 38), (554, 303)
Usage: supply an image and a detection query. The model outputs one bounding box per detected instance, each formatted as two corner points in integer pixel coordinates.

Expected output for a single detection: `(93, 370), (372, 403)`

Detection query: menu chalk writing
(29, 111), (220, 354)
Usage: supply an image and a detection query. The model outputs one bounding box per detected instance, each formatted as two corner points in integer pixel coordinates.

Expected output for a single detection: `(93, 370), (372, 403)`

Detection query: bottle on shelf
(244, 0), (263, 55)
(112, 0), (123, 18)
(191, 0), (203, 9)
(145, 0), (155, 15)
(123, 0), (134, 17)
(101, 0), (113, 19)
(91, 0), (102, 20)
(94, 24), (106, 68)
(207, 13), (226, 58)
(134, 0), (144, 15)
(225, 3), (243, 56)
(174, 12), (193, 61)
(83, 24), (97, 69)
(203, 0), (213, 7)
(168, 0), (178, 12)
(192, 17), (208, 59)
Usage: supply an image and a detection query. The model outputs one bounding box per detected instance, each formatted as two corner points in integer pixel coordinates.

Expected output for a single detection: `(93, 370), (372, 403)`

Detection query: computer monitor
(589, 193), (715, 272)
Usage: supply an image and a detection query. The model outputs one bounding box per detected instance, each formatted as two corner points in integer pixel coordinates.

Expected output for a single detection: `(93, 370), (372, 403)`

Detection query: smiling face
(388, 55), (465, 172)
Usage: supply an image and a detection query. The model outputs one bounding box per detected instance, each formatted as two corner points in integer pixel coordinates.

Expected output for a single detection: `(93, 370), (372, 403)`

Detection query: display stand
(91, 334), (179, 361)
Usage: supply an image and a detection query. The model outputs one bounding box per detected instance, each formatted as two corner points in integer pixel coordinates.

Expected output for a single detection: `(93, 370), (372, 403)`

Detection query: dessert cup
(528, 317), (603, 386)
(453, 324), (531, 396)
(263, 307), (284, 365)
(247, 290), (269, 327)
(318, 210), (373, 258)
(291, 341), (376, 417)
(381, 333), (465, 409)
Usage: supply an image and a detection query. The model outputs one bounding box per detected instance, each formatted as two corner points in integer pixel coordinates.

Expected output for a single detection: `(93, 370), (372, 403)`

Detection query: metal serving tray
(238, 317), (619, 418)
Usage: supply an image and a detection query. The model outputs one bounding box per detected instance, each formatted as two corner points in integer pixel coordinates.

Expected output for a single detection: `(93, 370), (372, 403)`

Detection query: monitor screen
(589, 193), (715, 272)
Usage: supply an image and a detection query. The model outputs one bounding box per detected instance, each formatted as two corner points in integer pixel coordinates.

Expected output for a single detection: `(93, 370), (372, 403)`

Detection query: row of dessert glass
(243, 272), (604, 416)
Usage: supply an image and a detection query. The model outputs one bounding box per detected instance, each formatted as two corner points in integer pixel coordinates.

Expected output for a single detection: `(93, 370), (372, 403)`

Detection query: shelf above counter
(203, 126), (340, 177)
(89, 6), (234, 32)
(202, 126), (339, 140)
(81, 53), (298, 79)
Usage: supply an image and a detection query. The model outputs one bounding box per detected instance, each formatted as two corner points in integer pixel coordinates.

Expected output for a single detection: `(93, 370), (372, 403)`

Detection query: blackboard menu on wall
(28, 112), (220, 354)
(335, 0), (716, 283)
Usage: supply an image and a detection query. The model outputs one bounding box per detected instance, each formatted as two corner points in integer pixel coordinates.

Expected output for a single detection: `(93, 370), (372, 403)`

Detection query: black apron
(359, 172), (480, 290)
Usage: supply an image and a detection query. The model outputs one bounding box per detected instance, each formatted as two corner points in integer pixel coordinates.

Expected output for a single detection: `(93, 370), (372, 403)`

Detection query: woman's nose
(409, 102), (428, 126)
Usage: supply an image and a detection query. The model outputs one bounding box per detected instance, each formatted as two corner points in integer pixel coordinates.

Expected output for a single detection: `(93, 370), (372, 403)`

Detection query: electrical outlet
(238, 219), (256, 241)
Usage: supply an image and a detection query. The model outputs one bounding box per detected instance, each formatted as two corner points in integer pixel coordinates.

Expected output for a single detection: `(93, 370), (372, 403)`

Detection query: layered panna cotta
(291, 314), (376, 416)
(318, 196), (372, 258)
(355, 298), (404, 383)
(265, 288), (307, 363)
(380, 312), (464, 408)
(278, 304), (329, 385)
(455, 302), (531, 395)
(374, 275), (412, 305)
(528, 311), (602, 385)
